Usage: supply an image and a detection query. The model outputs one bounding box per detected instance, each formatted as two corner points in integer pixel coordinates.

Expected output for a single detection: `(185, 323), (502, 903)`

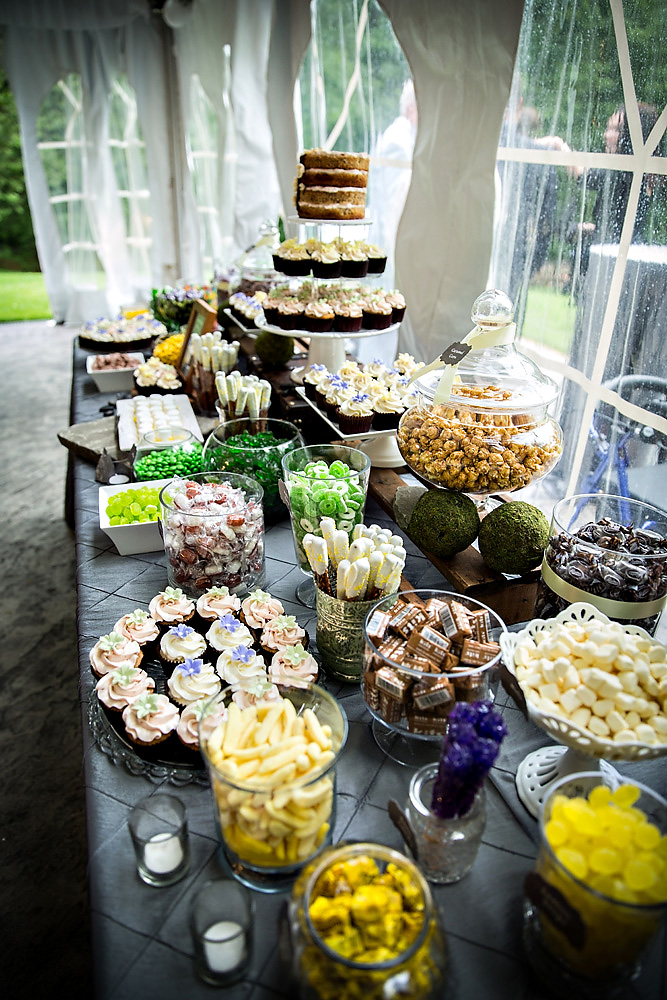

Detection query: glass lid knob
(471, 289), (514, 328)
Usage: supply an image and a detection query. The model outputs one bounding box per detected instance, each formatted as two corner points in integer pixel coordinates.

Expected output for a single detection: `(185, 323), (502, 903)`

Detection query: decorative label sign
(525, 872), (586, 949)
(439, 342), (472, 366)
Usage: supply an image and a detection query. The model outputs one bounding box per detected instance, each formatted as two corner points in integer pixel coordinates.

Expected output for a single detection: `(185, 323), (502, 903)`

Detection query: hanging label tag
(525, 872), (587, 949)
(388, 799), (419, 861)
(439, 342), (472, 366)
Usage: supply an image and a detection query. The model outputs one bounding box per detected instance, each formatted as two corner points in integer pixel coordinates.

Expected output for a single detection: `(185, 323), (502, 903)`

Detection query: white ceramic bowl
(98, 479), (172, 555)
(86, 353), (145, 392)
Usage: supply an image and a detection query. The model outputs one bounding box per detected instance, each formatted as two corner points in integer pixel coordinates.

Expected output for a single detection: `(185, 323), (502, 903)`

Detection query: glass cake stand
(500, 603), (667, 818)
(262, 321), (400, 383)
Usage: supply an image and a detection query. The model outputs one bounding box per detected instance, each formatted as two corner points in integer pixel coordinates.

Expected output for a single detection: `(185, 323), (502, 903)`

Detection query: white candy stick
(370, 554), (395, 599)
(380, 552), (405, 596)
(320, 517), (337, 553)
(235, 385), (249, 416)
(332, 530), (349, 569)
(336, 559), (351, 599)
(303, 534), (332, 593)
(226, 373), (239, 401)
(344, 557), (370, 601)
(247, 386), (260, 421)
(367, 551), (384, 596)
(215, 372), (229, 404)
(352, 523), (366, 540)
(259, 380), (272, 412)
(348, 537), (372, 562)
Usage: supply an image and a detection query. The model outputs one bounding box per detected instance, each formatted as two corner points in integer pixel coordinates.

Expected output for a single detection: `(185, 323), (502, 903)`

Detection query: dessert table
(69, 341), (666, 1000)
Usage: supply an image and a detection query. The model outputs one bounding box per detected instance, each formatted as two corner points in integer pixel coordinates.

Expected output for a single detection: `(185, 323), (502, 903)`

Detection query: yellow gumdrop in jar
(538, 779), (667, 978)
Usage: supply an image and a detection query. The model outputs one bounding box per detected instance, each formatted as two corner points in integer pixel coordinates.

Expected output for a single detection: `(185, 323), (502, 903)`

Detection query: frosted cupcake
(206, 613), (254, 653)
(232, 677), (282, 710)
(89, 632), (143, 678)
(336, 393), (374, 434)
(148, 587), (196, 632)
(268, 644), (319, 688)
(304, 299), (335, 333)
(122, 692), (180, 747)
(371, 388), (405, 430)
(216, 644), (267, 687)
(239, 589), (285, 636)
(195, 586), (242, 628)
(159, 623), (208, 672)
(177, 697), (228, 752)
(113, 609), (160, 653)
(95, 665), (155, 712)
(167, 657), (221, 707)
(303, 363), (330, 402)
(259, 615), (308, 658)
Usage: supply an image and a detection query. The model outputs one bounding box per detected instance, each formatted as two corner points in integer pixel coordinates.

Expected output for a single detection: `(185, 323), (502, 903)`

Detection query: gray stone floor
(0, 321), (92, 995)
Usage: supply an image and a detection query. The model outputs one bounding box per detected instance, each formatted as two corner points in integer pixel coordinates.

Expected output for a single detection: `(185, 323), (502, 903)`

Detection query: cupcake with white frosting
(167, 657), (222, 707)
(206, 613), (254, 653)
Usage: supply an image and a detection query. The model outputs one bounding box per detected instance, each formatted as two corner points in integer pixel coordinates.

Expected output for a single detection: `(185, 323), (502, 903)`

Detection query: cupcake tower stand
(266, 215), (403, 466)
(500, 604), (667, 818)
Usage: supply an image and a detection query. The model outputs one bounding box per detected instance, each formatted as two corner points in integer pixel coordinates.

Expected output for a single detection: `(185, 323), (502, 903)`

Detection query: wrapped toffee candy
(535, 495), (667, 636)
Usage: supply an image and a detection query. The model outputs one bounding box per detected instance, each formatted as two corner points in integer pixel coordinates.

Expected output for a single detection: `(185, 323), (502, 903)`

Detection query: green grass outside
(521, 284), (576, 356)
(0, 270), (52, 321)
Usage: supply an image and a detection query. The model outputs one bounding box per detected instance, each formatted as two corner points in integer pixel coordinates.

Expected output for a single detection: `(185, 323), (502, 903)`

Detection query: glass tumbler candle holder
(128, 793), (190, 887)
(523, 771), (667, 999)
(280, 444), (371, 608)
(534, 493), (667, 635)
(160, 471), (265, 599)
(199, 683), (349, 893)
(202, 417), (304, 523)
(191, 878), (255, 986)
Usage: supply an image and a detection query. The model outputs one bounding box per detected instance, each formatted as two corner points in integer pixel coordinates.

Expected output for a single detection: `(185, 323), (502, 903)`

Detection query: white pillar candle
(203, 920), (245, 973)
(143, 832), (184, 874)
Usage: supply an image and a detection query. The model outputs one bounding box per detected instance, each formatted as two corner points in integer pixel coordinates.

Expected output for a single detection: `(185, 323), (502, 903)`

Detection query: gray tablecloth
(71, 342), (666, 1000)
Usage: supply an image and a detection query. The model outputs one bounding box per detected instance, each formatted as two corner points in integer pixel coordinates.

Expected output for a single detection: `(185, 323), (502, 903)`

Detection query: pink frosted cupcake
(122, 692), (180, 747)
(195, 586), (242, 629)
(177, 697), (228, 752)
(149, 587), (196, 633)
(89, 632), (143, 678)
(206, 613), (254, 653)
(268, 644), (319, 688)
(239, 589), (285, 637)
(113, 609), (160, 653)
(167, 657), (222, 707)
(95, 665), (155, 712)
(232, 678), (282, 710)
(259, 615), (308, 659)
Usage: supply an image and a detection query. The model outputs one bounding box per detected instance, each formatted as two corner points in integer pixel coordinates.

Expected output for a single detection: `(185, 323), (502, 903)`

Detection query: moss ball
(478, 501), (549, 575)
(408, 489), (480, 558)
(255, 330), (294, 367)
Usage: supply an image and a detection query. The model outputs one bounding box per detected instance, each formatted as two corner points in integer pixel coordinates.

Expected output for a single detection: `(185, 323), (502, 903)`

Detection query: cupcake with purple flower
(167, 657), (222, 707)
(159, 623), (207, 673)
(206, 613), (253, 653)
(216, 643), (267, 687)
(336, 392), (374, 434)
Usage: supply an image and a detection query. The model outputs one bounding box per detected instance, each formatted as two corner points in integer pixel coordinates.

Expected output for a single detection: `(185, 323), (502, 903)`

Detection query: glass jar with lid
(396, 290), (563, 497)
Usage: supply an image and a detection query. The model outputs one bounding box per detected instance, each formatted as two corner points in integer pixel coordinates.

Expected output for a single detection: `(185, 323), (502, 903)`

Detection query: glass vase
(405, 763), (486, 884)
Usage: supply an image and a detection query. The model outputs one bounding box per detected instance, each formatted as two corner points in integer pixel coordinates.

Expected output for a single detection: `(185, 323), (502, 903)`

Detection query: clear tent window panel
(187, 73), (222, 278)
(490, 0), (667, 513)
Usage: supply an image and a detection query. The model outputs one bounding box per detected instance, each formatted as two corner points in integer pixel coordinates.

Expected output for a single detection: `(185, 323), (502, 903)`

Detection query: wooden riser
(369, 467), (540, 625)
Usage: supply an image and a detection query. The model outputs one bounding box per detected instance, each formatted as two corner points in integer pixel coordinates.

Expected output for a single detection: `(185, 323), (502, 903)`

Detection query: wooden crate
(368, 467), (540, 625)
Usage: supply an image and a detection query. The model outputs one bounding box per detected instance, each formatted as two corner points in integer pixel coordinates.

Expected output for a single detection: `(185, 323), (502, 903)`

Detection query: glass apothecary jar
(202, 418), (304, 522)
(523, 771), (667, 999)
(286, 842), (447, 1000)
(396, 290), (563, 497)
(534, 493), (667, 635)
(133, 426), (203, 482)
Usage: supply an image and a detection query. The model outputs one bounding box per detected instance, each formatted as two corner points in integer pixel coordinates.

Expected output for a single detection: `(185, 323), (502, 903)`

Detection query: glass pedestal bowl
(362, 589), (507, 767)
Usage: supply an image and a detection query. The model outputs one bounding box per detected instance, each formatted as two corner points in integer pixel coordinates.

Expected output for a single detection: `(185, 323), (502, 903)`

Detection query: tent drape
(379, 0), (524, 363)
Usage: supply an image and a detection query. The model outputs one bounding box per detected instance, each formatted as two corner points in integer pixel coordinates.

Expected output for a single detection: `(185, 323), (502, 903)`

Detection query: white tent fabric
(1, 5), (175, 321)
(379, 0), (525, 363)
